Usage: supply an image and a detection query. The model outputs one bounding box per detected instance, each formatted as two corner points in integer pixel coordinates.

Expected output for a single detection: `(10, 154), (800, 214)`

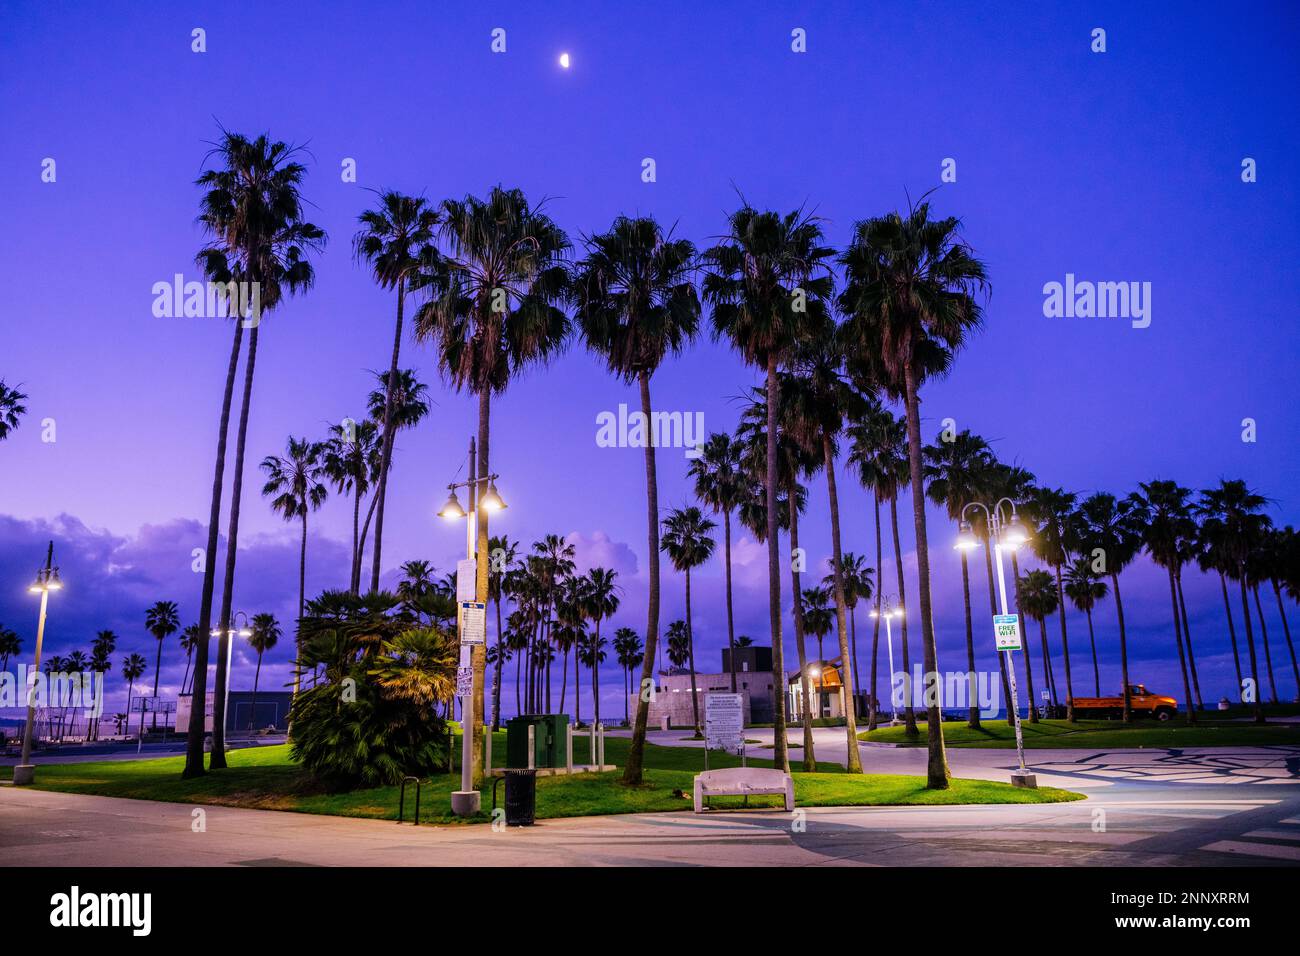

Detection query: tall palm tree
(924, 428), (994, 728)
(260, 436), (328, 708)
(322, 417), (380, 594)
(579, 631), (609, 728)
(1172, 518), (1206, 709)
(688, 433), (745, 692)
(1198, 480), (1271, 722)
(824, 552), (873, 701)
(1130, 480), (1198, 723)
(1025, 486), (1081, 722)
(1018, 570), (1059, 718)
(187, 130), (325, 779)
(354, 192), (440, 591)
(0, 625), (22, 676)
(0, 380), (28, 440)
(572, 214), (698, 784)
(488, 535), (519, 730)
(661, 506), (717, 736)
(121, 653), (146, 738)
(801, 586), (834, 716)
(584, 567), (621, 726)
(704, 204), (834, 775)
(178, 624), (201, 695)
(613, 627), (643, 725)
(1245, 547), (1281, 704)
(1197, 514), (1245, 698)
(415, 186), (570, 782)
(246, 612), (281, 732)
(554, 574), (590, 719)
(1076, 492), (1143, 721)
(1063, 557), (1107, 696)
(89, 631), (116, 740)
(144, 601), (179, 731)
(839, 199), (987, 790)
(1262, 527), (1300, 697)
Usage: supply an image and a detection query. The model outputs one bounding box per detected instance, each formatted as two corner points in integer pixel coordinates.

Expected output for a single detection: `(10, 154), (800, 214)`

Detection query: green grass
(0, 730), (1080, 823)
(860, 717), (1300, 749)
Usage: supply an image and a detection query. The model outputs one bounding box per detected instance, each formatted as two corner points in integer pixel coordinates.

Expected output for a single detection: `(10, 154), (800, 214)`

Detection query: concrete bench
(693, 767), (794, 813)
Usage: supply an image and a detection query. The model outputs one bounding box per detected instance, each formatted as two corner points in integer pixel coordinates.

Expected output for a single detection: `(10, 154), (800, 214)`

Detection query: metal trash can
(503, 768), (537, 826)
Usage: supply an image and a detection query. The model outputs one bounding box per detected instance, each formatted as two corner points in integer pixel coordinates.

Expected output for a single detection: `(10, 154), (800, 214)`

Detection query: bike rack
(398, 775), (421, 825)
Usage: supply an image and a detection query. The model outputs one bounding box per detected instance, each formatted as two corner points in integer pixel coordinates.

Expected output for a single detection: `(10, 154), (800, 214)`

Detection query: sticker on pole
(993, 614), (1022, 651)
(460, 602), (487, 645)
(456, 666), (473, 698)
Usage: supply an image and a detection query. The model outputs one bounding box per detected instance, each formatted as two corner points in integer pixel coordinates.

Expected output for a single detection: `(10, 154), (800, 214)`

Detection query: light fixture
(479, 479), (507, 513)
(237, 627), (253, 638)
(955, 519), (978, 551)
(892, 608), (904, 619)
(210, 628), (223, 638)
(437, 488), (466, 520)
(868, 608), (880, 619)
(47, 569), (63, 590)
(1003, 513), (1029, 547)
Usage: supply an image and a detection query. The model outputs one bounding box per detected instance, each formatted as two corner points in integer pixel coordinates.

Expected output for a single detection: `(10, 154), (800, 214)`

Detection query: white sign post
(993, 613), (1022, 652)
(705, 693), (745, 766)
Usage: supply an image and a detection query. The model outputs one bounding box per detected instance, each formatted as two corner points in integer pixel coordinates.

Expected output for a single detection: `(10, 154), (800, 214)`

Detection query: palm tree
(1172, 522), (1206, 710)
(144, 601), (179, 731)
(178, 624), (201, 695)
(801, 586), (834, 716)
(839, 199), (987, 790)
(187, 130), (325, 780)
(0, 625), (22, 674)
(1245, 546), (1281, 704)
(354, 191), (439, 591)
(584, 567), (621, 728)
(414, 187), (570, 782)
(121, 653), (146, 738)
(661, 506), (717, 736)
(579, 631), (609, 727)
(1129, 480), (1198, 723)
(260, 436), (328, 708)
(1063, 557), (1107, 696)
(396, 560), (437, 621)
(665, 621), (690, 670)
(488, 535), (519, 730)
(924, 428), (994, 728)
(825, 552), (873, 704)
(0, 380), (28, 440)
(613, 627), (643, 725)
(1198, 480), (1272, 722)
(689, 433), (745, 692)
(704, 203), (834, 775)
(1076, 492), (1143, 722)
(89, 631), (116, 740)
(1262, 527), (1300, 698)
(1018, 570), (1059, 718)
(554, 575), (590, 720)
(573, 214), (698, 784)
(847, 401), (915, 733)
(322, 417), (381, 594)
(1025, 486), (1081, 722)
(246, 612), (281, 732)
(1197, 514), (1245, 699)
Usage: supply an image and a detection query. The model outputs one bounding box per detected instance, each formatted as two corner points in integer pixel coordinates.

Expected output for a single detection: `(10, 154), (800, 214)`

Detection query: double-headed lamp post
(211, 612), (252, 741)
(956, 499), (1036, 787)
(15, 541), (62, 786)
(437, 436), (507, 817)
(868, 598), (904, 724)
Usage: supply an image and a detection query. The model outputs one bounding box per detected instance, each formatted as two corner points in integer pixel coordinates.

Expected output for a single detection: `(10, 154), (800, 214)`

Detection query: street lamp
(958, 498), (1035, 787)
(14, 542), (61, 786)
(212, 611), (253, 741)
(437, 436), (508, 817)
(869, 598), (904, 725)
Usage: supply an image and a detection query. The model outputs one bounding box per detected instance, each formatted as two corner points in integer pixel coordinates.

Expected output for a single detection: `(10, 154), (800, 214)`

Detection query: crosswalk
(1200, 813), (1300, 861)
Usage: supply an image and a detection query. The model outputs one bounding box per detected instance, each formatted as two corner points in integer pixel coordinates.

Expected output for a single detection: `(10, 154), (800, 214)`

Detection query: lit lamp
(869, 597), (903, 724)
(15, 542), (61, 786)
(437, 488), (466, 520)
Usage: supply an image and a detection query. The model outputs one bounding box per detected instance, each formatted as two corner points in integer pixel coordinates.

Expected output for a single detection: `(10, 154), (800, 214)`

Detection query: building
(787, 659), (849, 720)
(629, 647), (776, 728)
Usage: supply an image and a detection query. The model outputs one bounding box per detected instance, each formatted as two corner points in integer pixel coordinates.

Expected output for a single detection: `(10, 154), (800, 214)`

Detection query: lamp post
(956, 499), (1035, 787)
(211, 612), (252, 742)
(14, 542), (62, 786)
(437, 436), (507, 817)
(869, 598), (903, 725)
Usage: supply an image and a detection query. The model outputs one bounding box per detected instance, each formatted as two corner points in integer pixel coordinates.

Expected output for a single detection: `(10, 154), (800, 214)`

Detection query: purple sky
(2, 1), (1299, 721)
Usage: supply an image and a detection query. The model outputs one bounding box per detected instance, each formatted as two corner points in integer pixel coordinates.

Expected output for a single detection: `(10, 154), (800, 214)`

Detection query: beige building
(630, 667), (776, 729)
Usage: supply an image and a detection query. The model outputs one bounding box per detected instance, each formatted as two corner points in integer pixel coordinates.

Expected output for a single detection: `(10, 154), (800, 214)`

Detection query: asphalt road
(2, 734), (1297, 866)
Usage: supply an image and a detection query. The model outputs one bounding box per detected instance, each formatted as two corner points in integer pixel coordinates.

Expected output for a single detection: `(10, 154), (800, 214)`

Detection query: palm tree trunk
(901, 363), (948, 789)
(724, 509), (736, 693)
(370, 277), (406, 592)
(293, 511), (308, 711)
(355, 489), (379, 593)
(472, 388), (491, 784)
(1176, 571), (1204, 709)
(562, 648), (571, 719)
(492, 595), (504, 730)
(1040, 620), (1058, 709)
(788, 492), (816, 771)
(249, 652), (263, 733)
(984, 540), (1016, 719)
(960, 552), (978, 728)
(1053, 565), (1075, 722)
(212, 319), (261, 770)
(1252, 584), (1279, 704)
(181, 653), (192, 700)
(1167, 567), (1196, 723)
(889, 494), (916, 734)
(1238, 572), (1264, 722)
(1219, 571), (1243, 698)
(624, 370), (661, 785)
(1112, 572), (1133, 722)
(184, 318), (244, 780)
(686, 568), (701, 735)
(1086, 608), (1100, 696)
(763, 356), (789, 772)
(868, 490), (883, 731)
(1272, 581), (1300, 698)
(350, 484), (362, 594)
(1012, 554), (1038, 723)
(822, 437), (862, 772)
(592, 626), (601, 728)
(151, 637), (163, 731)
(514, 647), (522, 717)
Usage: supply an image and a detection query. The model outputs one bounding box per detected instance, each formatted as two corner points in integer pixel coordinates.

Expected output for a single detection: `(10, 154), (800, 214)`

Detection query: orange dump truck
(1072, 684), (1179, 720)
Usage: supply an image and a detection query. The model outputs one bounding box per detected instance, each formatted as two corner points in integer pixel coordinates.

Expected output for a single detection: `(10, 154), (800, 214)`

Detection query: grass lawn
(0, 731), (1080, 823)
(860, 717), (1300, 749)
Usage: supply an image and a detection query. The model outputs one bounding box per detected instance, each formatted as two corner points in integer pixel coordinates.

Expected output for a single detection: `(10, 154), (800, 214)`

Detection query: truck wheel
(1155, 708), (1174, 722)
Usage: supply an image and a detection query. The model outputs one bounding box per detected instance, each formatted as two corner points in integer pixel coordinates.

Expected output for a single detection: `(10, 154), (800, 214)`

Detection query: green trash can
(505, 714), (569, 768)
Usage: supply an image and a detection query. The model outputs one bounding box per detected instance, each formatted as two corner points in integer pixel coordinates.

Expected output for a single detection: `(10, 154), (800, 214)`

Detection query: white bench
(693, 767), (794, 813)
